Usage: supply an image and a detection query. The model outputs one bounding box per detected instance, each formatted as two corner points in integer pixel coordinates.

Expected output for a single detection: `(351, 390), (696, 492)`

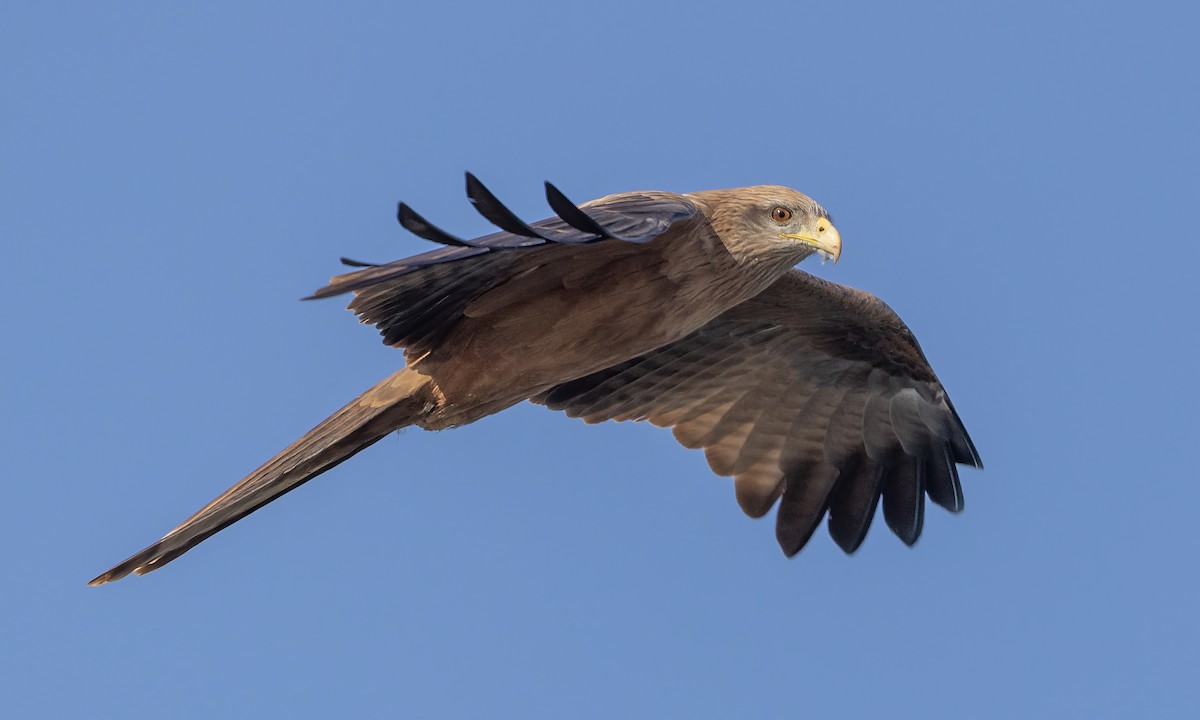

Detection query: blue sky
(3, 1), (1197, 717)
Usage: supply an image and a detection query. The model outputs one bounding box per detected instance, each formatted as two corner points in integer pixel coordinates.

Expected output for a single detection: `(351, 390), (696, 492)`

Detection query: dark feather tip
(464, 172), (549, 241)
(544, 181), (614, 239)
(396, 202), (474, 248)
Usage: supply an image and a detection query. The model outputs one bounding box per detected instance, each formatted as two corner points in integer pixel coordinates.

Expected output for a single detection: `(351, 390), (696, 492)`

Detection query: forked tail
(88, 368), (435, 585)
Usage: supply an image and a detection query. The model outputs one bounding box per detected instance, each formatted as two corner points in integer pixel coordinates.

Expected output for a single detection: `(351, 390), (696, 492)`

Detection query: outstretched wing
(535, 269), (982, 556)
(308, 173), (699, 357)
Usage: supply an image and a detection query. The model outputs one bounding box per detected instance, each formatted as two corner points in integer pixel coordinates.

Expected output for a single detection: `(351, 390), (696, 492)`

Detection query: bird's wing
(534, 269), (982, 556)
(308, 175), (697, 300)
(307, 174), (699, 357)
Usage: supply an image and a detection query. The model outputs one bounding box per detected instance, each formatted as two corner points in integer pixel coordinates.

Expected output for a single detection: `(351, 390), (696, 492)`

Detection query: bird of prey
(89, 173), (981, 585)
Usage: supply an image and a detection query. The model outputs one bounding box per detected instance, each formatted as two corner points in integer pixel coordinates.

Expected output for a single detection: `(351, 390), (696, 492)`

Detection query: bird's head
(692, 185), (841, 266)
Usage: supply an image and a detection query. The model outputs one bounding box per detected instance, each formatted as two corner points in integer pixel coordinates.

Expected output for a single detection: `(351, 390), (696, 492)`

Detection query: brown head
(687, 185), (841, 267)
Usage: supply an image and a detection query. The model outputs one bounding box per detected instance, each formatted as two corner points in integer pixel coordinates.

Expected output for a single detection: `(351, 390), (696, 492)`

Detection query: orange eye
(771, 206), (792, 223)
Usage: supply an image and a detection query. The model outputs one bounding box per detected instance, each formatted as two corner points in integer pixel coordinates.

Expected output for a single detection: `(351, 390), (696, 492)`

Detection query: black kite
(90, 174), (981, 585)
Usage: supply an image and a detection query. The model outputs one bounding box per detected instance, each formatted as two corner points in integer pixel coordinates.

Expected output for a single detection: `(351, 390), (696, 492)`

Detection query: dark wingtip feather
(464, 173), (548, 241)
(882, 461), (925, 546)
(924, 444), (965, 513)
(544, 181), (613, 239)
(775, 467), (839, 557)
(339, 257), (378, 268)
(826, 463), (886, 554)
(396, 202), (473, 248)
(944, 395), (983, 469)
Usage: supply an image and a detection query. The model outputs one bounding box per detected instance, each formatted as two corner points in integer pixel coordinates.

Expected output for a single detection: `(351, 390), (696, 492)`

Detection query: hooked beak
(780, 217), (841, 264)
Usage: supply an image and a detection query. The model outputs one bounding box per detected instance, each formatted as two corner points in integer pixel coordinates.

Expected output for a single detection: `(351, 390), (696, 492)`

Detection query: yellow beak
(780, 217), (841, 264)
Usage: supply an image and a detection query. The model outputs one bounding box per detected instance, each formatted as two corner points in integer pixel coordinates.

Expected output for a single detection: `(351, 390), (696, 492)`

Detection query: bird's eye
(771, 207), (792, 223)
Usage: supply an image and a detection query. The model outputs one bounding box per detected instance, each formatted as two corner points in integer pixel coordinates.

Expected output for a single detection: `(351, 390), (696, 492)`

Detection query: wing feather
(306, 175), (699, 357)
(924, 443), (964, 512)
(826, 460), (886, 553)
(534, 269), (981, 556)
(882, 459), (925, 546)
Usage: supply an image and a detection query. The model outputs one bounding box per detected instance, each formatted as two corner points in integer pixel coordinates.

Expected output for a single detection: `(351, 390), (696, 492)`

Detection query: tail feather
(88, 368), (435, 585)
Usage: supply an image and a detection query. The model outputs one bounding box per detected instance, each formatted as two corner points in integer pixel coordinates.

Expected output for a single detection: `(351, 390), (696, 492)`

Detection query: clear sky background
(3, 2), (1197, 717)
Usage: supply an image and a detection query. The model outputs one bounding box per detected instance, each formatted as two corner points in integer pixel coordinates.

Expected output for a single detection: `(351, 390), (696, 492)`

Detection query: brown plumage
(88, 174), (980, 586)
